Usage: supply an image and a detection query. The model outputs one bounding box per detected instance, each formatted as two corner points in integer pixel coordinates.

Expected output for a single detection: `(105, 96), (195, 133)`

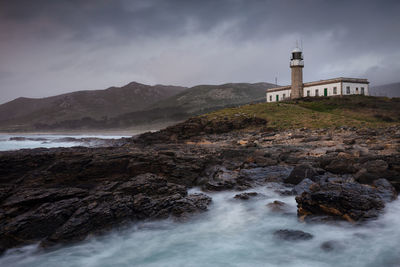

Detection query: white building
(266, 48), (369, 102)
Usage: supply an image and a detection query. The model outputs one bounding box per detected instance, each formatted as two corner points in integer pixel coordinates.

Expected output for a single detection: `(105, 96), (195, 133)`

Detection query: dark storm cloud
(0, 0), (399, 103)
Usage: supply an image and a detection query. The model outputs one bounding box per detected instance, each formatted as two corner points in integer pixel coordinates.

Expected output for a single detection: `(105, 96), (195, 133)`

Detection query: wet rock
(273, 229), (313, 241)
(0, 173), (212, 251)
(351, 145), (370, 157)
(355, 160), (389, 184)
(252, 156), (278, 167)
(354, 168), (378, 184)
(266, 200), (288, 212)
(275, 189), (293, 196)
(323, 158), (358, 174)
(202, 167), (243, 191)
(303, 136), (321, 142)
(364, 160), (389, 173)
(373, 179), (397, 202)
(321, 240), (344, 252)
(137, 116), (267, 144)
(296, 180), (395, 222)
(234, 192), (258, 200)
(292, 178), (315, 195)
(285, 164), (318, 185)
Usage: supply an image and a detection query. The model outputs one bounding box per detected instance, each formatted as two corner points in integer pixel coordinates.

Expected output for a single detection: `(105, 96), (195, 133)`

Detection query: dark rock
(373, 179), (397, 202)
(296, 180), (395, 222)
(303, 136), (321, 142)
(292, 178), (315, 195)
(291, 134), (305, 139)
(321, 240), (344, 252)
(202, 165), (290, 191)
(202, 167), (241, 191)
(343, 139), (356, 145)
(253, 157), (278, 167)
(136, 116), (267, 144)
(324, 158), (358, 174)
(370, 145), (385, 151)
(285, 164), (318, 185)
(0, 173), (212, 251)
(275, 189), (293, 196)
(354, 168), (378, 184)
(234, 192), (258, 200)
(266, 200), (288, 212)
(273, 229), (313, 241)
(355, 160), (389, 184)
(363, 160), (388, 173)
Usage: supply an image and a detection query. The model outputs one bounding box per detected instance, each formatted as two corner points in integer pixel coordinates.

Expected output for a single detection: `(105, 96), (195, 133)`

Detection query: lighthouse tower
(290, 47), (304, 99)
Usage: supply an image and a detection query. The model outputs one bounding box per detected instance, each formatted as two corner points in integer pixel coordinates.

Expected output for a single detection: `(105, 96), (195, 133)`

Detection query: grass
(201, 95), (400, 130)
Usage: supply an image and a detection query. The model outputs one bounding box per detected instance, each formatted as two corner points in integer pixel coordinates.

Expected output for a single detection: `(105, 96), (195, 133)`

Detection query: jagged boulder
(292, 178), (314, 195)
(296, 178), (397, 222)
(0, 173), (212, 251)
(284, 164), (318, 185)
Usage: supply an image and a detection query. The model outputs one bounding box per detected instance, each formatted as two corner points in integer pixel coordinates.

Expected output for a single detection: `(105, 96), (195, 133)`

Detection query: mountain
(0, 82), (186, 131)
(106, 82), (277, 128)
(0, 82), (276, 131)
(370, 82), (400, 97)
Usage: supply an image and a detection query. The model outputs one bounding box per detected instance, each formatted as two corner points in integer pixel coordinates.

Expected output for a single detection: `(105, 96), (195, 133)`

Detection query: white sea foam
(1, 186), (399, 267)
(0, 134), (131, 151)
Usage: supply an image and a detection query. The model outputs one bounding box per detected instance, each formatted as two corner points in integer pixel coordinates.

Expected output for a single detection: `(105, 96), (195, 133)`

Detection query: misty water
(0, 134), (131, 151)
(1, 186), (399, 267)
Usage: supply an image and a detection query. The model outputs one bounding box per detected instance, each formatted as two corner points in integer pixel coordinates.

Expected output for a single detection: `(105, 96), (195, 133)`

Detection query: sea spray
(1, 186), (399, 267)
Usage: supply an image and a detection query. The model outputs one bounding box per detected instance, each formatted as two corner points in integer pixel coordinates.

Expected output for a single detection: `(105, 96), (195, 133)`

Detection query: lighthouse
(266, 46), (369, 103)
(290, 47), (304, 99)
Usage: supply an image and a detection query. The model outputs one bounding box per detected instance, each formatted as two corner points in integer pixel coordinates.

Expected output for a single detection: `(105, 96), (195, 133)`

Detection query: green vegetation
(202, 95), (400, 129)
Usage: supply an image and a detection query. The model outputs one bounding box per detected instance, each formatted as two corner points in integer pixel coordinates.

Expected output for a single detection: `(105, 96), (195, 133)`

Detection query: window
(333, 87), (337, 94)
(307, 90), (310, 97)
(361, 87), (365, 95)
(315, 89), (319, 96)
(346, 86), (350, 94)
(356, 87), (359, 94)
(269, 95), (272, 102)
(283, 93), (286, 99)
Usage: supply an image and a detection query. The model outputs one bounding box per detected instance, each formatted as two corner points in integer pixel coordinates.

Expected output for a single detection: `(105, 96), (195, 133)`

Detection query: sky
(0, 0), (400, 104)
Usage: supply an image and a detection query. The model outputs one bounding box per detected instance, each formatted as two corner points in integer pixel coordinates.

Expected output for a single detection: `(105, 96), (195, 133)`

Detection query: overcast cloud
(0, 0), (399, 103)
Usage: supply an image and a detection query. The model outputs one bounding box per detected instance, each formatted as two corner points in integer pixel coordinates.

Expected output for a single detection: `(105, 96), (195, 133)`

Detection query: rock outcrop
(296, 178), (397, 222)
(0, 173), (211, 252)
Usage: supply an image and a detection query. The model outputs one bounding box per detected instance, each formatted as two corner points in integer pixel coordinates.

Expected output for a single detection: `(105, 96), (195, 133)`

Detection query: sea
(0, 186), (399, 267)
(0, 134), (399, 266)
(0, 133), (133, 151)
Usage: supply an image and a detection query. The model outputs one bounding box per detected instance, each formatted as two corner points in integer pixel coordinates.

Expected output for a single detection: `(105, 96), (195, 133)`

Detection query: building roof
(266, 85), (291, 93)
(292, 47), (302, 53)
(266, 77), (369, 93)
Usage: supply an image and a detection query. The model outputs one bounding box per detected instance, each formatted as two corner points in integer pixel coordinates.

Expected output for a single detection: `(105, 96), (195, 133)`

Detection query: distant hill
(102, 82), (276, 128)
(370, 82), (400, 97)
(0, 82), (276, 131)
(152, 82), (274, 112)
(0, 82), (186, 131)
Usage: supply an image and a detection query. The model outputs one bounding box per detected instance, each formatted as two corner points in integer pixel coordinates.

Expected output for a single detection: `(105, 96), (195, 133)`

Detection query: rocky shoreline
(0, 118), (399, 253)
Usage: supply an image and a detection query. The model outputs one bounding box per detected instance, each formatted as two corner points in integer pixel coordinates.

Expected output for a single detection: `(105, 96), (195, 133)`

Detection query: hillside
(199, 95), (400, 130)
(370, 82), (400, 97)
(0, 82), (186, 131)
(105, 82), (277, 128)
(151, 82), (275, 113)
(0, 82), (276, 131)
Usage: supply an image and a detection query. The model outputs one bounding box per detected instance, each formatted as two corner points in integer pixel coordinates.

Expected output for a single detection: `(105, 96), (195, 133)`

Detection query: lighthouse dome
(292, 47), (302, 53)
